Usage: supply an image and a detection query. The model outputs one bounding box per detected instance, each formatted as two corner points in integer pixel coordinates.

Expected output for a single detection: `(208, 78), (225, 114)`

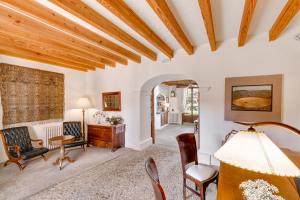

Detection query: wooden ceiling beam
(50, 0), (157, 61)
(0, 20), (112, 68)
(0, 3), (127, 66)
(0, 0), (141, 63)
(0, 31), (104, 69)
(146, 0), (193, 55)
(198, 0), (217, 51)
(269, 0), (300, 41)
(162, 80), (197, 87)
(238, 0), (257, 47)
(98, 0), (174, 58)
(0, 44), (90, 72)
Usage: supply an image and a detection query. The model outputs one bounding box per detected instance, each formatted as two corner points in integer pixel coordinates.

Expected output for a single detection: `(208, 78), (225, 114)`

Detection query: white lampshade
(214, 131), (300, 177)
(77, 97), (91, 109)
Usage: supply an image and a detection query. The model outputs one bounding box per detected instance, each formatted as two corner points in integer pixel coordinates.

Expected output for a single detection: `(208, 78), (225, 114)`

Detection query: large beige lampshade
(214, 131), (300, 177)
(77, 97), (91, 109)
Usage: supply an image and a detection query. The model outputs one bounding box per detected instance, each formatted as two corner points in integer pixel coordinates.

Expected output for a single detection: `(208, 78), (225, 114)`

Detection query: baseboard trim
(139, 137), (153, 150)
(130, 138), (153, 151)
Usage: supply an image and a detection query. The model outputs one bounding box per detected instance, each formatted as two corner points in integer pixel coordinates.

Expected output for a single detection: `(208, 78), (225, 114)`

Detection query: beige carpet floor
(0, 147), (129, 200)
(156, 124), (195, 147)
(0, 145), (216, 200)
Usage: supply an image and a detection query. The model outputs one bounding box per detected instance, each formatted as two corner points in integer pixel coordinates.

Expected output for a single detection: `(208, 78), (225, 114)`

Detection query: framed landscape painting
(225, 75), (282, 122)
(231, 84), (273, 112)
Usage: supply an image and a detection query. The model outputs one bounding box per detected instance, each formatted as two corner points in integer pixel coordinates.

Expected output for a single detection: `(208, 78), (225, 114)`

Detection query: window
(184, 87), (199, 116)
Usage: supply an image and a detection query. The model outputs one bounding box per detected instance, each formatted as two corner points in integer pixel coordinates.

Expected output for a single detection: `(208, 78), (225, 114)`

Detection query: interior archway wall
(139, 74), (197, 147)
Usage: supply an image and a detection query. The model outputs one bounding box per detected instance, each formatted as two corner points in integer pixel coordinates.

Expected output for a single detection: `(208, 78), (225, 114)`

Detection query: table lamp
(214, 130), (300, 177)
(77, 97), (91, 138)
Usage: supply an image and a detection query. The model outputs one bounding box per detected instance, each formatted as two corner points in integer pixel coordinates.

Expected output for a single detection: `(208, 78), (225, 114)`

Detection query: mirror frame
(102, 91), (121, 111)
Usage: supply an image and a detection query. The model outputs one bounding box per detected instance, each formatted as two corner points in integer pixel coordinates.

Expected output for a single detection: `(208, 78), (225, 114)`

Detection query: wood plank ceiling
(0, 0), (299, 72)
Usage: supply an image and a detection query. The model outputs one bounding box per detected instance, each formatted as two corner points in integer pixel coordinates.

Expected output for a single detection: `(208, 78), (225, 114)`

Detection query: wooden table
(217, 149), (300, 200)
(49, 135), (75, 170)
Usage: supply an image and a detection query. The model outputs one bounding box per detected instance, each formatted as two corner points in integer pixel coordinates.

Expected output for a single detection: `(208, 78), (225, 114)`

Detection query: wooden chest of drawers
(87, 124), (125, 152)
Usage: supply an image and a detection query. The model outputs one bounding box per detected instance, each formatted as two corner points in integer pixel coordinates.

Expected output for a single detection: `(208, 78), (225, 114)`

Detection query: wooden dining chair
(176, 133), (218, 200)
(145, 157), (166, 200)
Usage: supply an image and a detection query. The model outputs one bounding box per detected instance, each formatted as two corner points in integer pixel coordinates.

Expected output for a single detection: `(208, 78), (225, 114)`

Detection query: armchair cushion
(20, 147), (49, 160)
(64, 138), (87, 148)
(2, 127), (33, 154)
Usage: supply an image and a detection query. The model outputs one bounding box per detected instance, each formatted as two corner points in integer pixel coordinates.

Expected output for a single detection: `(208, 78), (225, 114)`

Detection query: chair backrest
(63, 121), (81, 139)
(145, 157), (166, 200)
(2, 126), (33, 153)
(176, 133), (198, 172)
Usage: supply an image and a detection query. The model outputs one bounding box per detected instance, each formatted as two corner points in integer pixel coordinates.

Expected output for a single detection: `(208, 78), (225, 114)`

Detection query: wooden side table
(49, 135), (75, 170)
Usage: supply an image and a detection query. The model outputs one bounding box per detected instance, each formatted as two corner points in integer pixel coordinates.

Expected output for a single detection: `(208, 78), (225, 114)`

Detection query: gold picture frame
(102, 92), (121, 111)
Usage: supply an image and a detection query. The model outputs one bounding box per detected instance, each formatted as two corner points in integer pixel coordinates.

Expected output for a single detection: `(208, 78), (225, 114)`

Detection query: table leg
(53, 145), (75, 170)
(59, 145), (64, 170)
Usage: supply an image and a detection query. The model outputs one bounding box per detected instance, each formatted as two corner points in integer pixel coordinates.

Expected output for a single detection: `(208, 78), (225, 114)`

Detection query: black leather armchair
(0, 126), (49, 171)
(63, 121), (87, 151)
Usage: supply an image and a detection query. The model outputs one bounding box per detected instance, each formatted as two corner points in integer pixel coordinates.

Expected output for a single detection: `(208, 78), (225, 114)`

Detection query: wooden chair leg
(14, 161), (24, 171)
(3, 160), (9, 167)
(41, 154), (48, 161)
(4, 160), (24, 171)
(83, 145), (86, 151)
(183, 179), (187, 200)
(200, 186), (205, 200)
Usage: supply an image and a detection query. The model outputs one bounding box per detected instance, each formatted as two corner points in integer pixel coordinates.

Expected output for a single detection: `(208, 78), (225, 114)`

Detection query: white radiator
(45, 125), (63, 150)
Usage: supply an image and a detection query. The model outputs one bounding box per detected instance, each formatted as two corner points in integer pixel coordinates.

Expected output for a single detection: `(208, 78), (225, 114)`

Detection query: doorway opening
(151, 80), (200, 148)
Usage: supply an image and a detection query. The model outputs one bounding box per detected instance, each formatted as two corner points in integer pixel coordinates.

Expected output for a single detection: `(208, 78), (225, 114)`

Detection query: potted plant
(105, 116), (124, 125)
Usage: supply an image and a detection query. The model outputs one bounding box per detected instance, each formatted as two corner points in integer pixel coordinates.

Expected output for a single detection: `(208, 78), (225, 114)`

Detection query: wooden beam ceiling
(0, 0), (141, 63)
(198, 0), (217, 51)
(0, 44), (90, 72)
(238, 0), (257, 47)
(98, 0), (174, 58)
(146, 0), (194, 55)
(0, 20), (112, 68)
(0, 32), (104, 69)
(50, 0), (157, 61)
(0, 0), (297, 71)
(269, 0), (300, 41)
(0, 4), (127, 66)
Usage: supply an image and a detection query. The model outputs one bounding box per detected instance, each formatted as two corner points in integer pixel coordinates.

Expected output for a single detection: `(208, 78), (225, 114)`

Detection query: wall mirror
(102, 92), (121, 111)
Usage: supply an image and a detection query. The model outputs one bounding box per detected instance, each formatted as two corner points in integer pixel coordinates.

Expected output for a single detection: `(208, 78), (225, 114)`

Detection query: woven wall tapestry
(0, 63), (64, 125)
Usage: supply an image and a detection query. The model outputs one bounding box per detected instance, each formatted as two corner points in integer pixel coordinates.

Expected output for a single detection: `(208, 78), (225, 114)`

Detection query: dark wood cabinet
(160, 112), (168, 126)
(182, 113), (199, 123)
(87, 124), (125, 152)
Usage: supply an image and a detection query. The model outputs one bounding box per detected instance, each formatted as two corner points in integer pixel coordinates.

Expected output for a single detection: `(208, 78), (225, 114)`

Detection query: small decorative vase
(97, 118), (101, 124)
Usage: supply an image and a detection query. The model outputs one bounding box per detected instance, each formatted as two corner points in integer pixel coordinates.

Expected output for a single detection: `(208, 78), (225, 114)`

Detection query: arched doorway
(151, 80), (200, 147)
(139, 74), (200, 149)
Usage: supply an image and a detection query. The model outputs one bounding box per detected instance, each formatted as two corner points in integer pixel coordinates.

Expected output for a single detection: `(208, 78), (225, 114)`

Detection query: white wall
(154, 84), (169, 129)
(89, 29), (300, 156)
(169, 87), (184, 113)
(0, 56), (88, 162)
